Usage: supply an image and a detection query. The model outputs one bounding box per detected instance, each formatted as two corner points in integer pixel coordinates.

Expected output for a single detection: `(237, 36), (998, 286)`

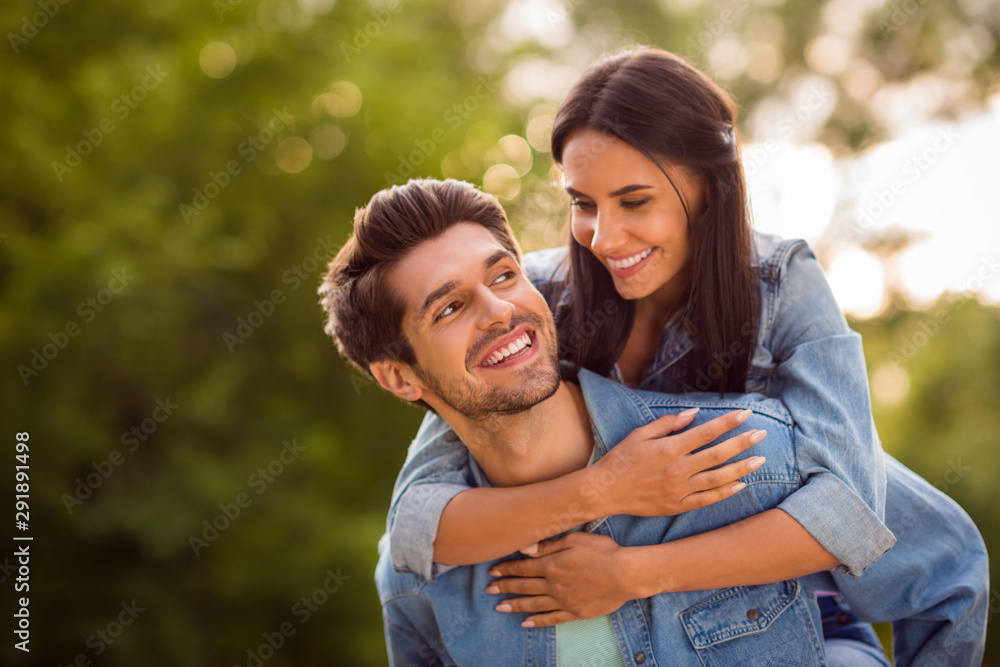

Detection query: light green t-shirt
(557, 614), (627, 667)
(554, 523), (626, 667)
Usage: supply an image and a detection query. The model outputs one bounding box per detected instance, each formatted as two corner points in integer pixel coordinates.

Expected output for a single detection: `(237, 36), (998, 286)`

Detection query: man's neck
(447, 381), (594, 488)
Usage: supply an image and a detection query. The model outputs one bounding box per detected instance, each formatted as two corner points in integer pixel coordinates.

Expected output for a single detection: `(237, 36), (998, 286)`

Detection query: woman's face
(562, 128), (706, 305)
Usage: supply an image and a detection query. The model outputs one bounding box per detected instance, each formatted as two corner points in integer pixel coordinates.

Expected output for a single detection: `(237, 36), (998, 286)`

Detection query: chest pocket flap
(680, 580), (799, 648)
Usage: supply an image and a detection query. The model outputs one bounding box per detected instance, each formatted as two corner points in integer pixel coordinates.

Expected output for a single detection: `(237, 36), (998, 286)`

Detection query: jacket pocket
(680, 580), (826, 666)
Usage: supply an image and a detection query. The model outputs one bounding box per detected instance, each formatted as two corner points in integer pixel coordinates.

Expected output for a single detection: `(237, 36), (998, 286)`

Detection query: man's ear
(370, 359), (424, 403)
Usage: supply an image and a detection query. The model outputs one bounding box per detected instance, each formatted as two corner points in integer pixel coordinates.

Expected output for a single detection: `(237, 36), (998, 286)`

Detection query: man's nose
(475, 286), (515, 330)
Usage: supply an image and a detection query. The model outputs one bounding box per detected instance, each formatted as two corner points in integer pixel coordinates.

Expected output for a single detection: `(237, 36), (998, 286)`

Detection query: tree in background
(1, 0), (997, 664)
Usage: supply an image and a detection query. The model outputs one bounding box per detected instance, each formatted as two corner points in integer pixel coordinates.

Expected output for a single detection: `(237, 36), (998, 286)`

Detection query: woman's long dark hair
(551, 46), (758, 394)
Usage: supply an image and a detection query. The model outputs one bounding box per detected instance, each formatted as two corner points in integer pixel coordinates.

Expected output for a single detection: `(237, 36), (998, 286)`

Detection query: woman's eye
(621, 197), (651, 210)
(570, 198), (595, 210)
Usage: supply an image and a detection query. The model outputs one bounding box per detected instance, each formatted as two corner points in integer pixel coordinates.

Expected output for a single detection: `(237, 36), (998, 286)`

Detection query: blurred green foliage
(1, 0), (996, 665)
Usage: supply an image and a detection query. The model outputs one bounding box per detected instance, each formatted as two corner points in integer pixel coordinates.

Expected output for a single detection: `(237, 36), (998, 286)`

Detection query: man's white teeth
(484, 332), (532, 366)
(608, 248), (652, 270)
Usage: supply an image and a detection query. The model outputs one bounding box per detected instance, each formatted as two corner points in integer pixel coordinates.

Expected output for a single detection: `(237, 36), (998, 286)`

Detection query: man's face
(388, 223), (560, 420)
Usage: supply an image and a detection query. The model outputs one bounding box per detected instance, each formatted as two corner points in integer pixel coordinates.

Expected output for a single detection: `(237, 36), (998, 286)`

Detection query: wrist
(575, 462), (612, 520)
(626, 544), (677, 598)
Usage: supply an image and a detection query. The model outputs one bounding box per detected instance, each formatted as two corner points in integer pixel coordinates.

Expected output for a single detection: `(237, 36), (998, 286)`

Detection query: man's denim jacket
(379, 371), (837, 666)
(380, 233), (989, 664)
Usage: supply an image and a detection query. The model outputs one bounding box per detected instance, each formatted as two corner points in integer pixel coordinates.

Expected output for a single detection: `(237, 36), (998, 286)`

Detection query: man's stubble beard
(414, 314), (561, 422)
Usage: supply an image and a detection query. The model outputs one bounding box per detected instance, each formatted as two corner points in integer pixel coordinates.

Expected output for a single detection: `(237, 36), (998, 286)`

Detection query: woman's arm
(764, 242), (896, 575)
(434, 408), (766, 565)
(485, 510), (837, 627)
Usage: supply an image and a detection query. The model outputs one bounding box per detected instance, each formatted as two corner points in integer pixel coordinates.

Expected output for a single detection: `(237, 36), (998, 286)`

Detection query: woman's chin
(611, 279), (652, 301)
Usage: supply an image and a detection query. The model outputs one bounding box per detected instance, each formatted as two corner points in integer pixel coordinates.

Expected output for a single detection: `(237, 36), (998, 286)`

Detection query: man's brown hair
(319, 178), (521, 376)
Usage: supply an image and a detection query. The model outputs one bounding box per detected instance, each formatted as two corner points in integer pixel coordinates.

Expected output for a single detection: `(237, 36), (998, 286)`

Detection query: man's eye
(621, 197), (651, 210)
(436, 302), (460, 321)
(492, 271), (516, 285)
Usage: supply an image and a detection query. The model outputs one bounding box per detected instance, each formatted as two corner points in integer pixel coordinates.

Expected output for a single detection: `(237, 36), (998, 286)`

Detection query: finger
(668, 408), (753, 454)
(679, 470), (761, 512)
(689, 455), (767, 493)
(495, 595), (561, 614)
(632, 408), (700, 440)
(688, 429), (767, 472)
(486, 577), (550, 596)
(522, 533), (571, 558)
(521, 611), (581, 628)
(489, 558), (545, 578)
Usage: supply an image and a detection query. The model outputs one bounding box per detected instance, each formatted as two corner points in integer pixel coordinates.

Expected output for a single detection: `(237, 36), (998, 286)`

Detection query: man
(320, 179), (987, 666)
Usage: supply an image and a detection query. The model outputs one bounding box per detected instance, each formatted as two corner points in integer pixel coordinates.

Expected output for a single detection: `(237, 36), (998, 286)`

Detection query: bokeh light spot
(309, 124), (346, 159)
(276, 136), (313, 173)
(199, 41), (237, 79)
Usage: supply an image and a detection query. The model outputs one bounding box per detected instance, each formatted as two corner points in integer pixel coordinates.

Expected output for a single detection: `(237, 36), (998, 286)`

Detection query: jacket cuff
(778, 473), (896, 576)
(388, 481), (468, 582)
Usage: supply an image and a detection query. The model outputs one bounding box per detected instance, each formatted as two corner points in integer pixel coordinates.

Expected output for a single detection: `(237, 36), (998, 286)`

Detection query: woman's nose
(589, 208), (627, 255)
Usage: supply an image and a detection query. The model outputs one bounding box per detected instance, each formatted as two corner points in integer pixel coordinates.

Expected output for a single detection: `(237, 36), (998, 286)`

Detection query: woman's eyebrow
(564, 184), (652, 197)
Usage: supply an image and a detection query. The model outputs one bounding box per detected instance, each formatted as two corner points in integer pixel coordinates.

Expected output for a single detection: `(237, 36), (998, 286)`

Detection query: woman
(382, 47), (985, 665)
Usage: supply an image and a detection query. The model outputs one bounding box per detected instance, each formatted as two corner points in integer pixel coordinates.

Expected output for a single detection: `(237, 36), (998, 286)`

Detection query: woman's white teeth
(485, 332), (531, 366)
(608, 248), (652, 270)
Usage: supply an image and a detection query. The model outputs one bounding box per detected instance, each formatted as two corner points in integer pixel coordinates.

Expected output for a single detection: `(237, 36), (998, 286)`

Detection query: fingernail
(521, 620), (535, 628)
(749, 430), (767, 444)
(489, 568), (501, 577)
(520, 543), (539, 556)
(496, 603), (512, 612)
(736, 409), (753, 423)
(747, 456), (766, 471)
(730, 481), (746, 493)
(679, 407), (699, 418)
(485, 585), (499, 594)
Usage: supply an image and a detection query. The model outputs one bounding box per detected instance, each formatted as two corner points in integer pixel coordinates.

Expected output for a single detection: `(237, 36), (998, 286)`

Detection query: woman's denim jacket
(379, 233), (989, 665)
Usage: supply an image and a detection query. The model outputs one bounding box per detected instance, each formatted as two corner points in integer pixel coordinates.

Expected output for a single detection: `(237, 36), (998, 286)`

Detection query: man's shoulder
(578, 369), (792, 427)
(522, 246), (569, 285)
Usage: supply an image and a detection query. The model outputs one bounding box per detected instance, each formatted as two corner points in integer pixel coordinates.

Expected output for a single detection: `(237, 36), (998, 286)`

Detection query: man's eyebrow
(415, 248), (516, 322)
(483, 248), (514, 272)
(417, 279), (461, 322)
(565, 184), (652, 198)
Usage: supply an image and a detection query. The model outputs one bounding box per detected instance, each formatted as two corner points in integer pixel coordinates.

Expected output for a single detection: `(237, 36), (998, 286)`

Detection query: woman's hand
(586, 408), (767, 518)
(486, 531), (635, 627)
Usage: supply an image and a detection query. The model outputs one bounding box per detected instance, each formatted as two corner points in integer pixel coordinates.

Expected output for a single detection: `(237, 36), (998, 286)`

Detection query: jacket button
(634, 652), (646, 664)
(747, 608), (760, 620)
